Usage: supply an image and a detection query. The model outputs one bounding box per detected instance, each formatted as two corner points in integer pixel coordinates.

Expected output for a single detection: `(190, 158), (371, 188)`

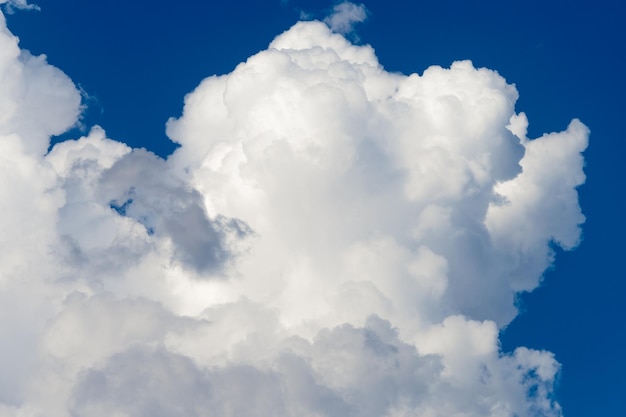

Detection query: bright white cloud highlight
(0, 9), (587, 417)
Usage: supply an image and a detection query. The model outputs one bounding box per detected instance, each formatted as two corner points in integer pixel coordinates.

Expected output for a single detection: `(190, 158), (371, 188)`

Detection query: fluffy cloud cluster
(0, 7), (587, 417)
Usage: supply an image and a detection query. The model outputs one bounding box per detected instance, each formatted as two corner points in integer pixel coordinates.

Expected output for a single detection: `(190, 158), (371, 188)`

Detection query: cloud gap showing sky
(0, 2), (588, 416)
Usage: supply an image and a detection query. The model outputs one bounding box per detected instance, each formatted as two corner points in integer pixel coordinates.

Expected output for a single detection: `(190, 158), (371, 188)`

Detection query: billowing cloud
(0, 7), (587, 417)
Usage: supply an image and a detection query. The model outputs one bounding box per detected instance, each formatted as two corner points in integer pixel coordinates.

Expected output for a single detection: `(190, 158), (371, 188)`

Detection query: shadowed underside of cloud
(0, 6), (586, 417)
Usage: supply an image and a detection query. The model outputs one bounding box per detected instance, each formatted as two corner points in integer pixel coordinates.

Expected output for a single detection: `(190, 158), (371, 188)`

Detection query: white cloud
(0, 0), (39, 14)
(0, 12), (81, 155)
(0, 8), (587, 417)
(323, 1), (368, 34)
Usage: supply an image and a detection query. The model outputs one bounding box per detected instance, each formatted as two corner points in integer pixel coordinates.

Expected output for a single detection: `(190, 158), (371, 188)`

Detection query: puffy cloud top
(0, 9), (587, 417)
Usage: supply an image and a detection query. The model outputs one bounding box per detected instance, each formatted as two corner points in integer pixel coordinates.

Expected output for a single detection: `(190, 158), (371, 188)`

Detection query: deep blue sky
(5, 1), (625, 415)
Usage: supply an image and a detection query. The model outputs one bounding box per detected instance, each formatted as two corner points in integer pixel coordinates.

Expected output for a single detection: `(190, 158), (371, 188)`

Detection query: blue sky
(2, 1), (624, 416)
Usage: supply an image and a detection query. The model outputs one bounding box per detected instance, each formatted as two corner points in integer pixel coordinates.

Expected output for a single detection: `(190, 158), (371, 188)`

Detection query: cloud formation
(0, 7), (587, 417)
(324, 1), (368, 34)
(0, 0), (39, 13)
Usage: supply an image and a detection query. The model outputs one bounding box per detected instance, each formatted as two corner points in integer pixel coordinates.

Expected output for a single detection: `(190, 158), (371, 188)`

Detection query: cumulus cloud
(0, 7), (587, 417)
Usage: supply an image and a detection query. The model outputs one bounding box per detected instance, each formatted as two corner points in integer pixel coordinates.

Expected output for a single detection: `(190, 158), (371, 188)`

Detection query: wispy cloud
(0, 0), (39, 14)
(323, 1), (368, 34)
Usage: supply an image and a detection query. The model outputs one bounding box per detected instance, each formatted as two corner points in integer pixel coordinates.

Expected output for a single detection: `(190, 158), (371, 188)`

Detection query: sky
(0, 0), (624, 416)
